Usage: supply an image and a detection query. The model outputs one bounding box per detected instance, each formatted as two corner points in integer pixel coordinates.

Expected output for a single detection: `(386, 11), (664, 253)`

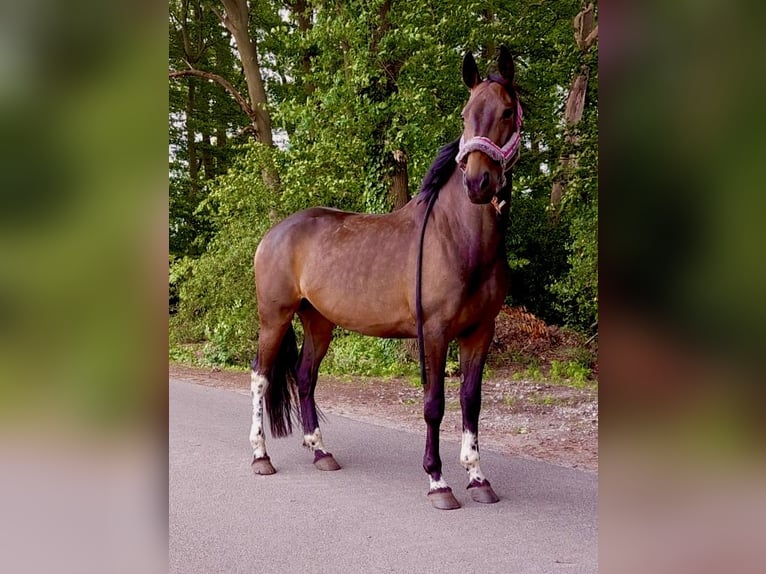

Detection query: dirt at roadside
(169, 363), (598, 472)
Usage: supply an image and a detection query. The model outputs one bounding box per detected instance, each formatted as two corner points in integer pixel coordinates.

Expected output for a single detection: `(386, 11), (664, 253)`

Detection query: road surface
(170, 378), (597, 573)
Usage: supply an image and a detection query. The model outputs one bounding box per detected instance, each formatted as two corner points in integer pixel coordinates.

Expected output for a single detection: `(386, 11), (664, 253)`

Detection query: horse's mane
(416, 137), (461, 204)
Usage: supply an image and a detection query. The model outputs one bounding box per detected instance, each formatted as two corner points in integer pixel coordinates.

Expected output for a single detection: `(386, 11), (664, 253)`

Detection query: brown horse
(249, 47), (523, 510)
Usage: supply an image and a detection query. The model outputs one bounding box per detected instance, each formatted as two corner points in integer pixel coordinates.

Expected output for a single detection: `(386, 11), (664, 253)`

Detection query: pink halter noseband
(455, 98), (523, 188)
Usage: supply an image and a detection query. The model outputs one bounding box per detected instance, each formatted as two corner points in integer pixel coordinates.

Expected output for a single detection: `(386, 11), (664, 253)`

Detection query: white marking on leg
(249, 372), (268, 459)
(460, 430), (486, 484)
(428, 475), (450, 492)
(302, 427), (328, 453)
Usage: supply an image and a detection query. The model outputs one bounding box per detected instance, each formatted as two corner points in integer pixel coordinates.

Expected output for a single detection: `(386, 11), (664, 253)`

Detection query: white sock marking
(302, 427), (328, 453)
(428, 476), (449, 492)
(249, 372), (268, 458)
(460, 430), (486, 484)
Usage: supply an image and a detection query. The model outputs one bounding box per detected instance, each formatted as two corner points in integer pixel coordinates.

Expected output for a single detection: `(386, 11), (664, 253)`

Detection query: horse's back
(254, 205), (420, 336)
(255, 206), (402, 267)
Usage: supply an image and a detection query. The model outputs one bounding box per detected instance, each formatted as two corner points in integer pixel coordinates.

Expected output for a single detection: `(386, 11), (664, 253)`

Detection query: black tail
(260, 324), (300, 438)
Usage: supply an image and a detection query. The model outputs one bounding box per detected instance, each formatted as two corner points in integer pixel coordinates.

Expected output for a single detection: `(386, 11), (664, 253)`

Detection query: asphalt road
(170, 378), (597, 573)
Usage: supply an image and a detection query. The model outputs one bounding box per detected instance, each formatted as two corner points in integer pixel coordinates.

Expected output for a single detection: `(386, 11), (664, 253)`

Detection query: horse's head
(457, 46), (522, 205)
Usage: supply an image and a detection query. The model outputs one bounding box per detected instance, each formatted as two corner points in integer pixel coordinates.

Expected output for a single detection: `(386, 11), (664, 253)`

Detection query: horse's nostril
(480, 171), (490, 190)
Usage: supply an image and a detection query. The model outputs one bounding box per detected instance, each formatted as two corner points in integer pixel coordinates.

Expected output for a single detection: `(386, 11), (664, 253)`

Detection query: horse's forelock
(487, 74), (519, 100)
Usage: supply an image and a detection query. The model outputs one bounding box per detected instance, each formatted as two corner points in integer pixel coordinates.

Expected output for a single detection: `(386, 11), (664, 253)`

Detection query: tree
(169, 0), (600, 364)
(215, 0), (275, 146)
(548, 3), (599, 332)
(169, 0), (247, 259)
(169, 0), (287, 263)
(274, 0), (475, 212)
(169, 0), (277, 147)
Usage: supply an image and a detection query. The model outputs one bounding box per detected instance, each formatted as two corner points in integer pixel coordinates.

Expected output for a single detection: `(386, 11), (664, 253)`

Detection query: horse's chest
(463, 261), (506, 311)
(433, 254), (507, 330)
(455, 240), (505, 295)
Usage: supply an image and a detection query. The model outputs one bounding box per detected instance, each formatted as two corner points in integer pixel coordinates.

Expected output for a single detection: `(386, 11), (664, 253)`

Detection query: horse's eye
(501, 108), (513, 120)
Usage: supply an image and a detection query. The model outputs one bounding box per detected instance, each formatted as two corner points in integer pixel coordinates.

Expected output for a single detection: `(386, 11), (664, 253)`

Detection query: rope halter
(455, 98), (523, 190)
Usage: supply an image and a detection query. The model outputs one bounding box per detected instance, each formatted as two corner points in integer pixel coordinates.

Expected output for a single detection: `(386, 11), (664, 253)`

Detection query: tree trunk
(565, 68), (589, 127)
(219, 0), (273, 147)
(368, 0), (410, 210)
(186, 79), (199, 194)
(480, 10), (497, 61)
(201, 130), (215, 179)
(389, 150), (410, 210)
(551, 3), (597, 209)
(574, 3), (597, 51)
(290, 0), (315, 97)
(216, 126), (227, 174)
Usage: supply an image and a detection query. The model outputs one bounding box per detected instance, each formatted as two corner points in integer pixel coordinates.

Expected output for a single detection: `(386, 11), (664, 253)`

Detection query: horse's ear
(462, 51), (480, 89)
(497, 45), (515, 85)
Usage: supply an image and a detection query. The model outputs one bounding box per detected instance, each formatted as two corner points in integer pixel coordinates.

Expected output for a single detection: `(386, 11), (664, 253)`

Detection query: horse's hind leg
(250, 315), (295, 475)
(296, 303), (340, 471)
(457, 322), (499, 503)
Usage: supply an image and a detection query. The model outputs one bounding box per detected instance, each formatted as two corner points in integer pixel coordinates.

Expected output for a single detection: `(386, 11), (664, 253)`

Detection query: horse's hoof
(427, 488), (461, 510)
(468, 481), (499, 504)
(252, 455), (276, 475)
(313, 451), (341, 471)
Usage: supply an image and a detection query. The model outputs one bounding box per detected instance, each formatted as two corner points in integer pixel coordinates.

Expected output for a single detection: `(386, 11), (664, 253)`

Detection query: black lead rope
(416, 192), (438, 387)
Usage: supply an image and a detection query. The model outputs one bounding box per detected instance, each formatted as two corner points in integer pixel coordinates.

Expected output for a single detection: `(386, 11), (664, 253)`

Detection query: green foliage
(549, 107), (599, 332)
(512, 359), (593, 388)
(503, 395), (518, 407)
(272, 0), (473, 211)
(550, 198), (598, 330)
(168, 1), (599, 372)
(549, 360), (592, 387)
(320, 332), (418, 377)
(169, 342), (198, 364)
(170, 143), (282, 366)
(202, 320), (248, 366)
(169, 0), (253, 260)
(506, 193), (572, 324)
(512, 364), (543, 381)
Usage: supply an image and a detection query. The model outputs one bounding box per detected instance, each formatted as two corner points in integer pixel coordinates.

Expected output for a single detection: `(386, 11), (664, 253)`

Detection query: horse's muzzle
(462, 169), (497, 204)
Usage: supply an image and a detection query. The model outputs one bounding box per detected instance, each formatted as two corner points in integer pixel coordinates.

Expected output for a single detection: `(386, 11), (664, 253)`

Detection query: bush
(548, 106), (599, 334)
(505, 194), (571, 325)
(549, 359), (591, 386)
(320, 331), (418, 377)
(170, 143), (281, 367)
(549, 199), (598, 332)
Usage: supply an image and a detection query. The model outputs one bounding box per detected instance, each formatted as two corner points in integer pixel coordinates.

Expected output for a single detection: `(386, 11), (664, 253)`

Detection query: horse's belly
(301, 273), (416, 338)
(339, 317), (415, 339)
(311, 297), (416, 338)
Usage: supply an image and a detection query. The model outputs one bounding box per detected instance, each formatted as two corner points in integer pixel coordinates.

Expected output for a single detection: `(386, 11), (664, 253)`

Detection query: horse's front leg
(457, 322), (500, 503)
(422, 338), (459, 509)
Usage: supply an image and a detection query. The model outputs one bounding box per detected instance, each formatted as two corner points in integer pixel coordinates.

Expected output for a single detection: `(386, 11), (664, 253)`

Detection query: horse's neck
(437, 171), (502, 240)
(433, 171), (505, 265)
